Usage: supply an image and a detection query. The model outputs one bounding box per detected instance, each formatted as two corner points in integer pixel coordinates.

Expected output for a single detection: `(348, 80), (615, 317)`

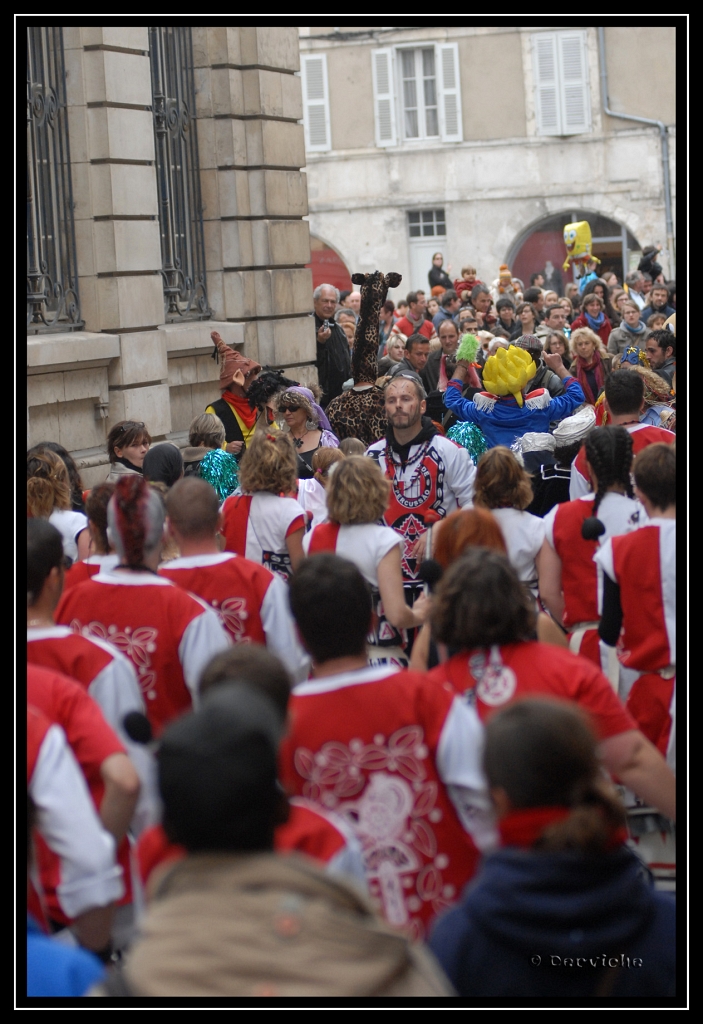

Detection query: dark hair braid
(581, 427), (634, 540)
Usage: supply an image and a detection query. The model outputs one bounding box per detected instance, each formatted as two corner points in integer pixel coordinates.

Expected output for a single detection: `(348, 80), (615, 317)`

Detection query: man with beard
(365, 375), (475, 601)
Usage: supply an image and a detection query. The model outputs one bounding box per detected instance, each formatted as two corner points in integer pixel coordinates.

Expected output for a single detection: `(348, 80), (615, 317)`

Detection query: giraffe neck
(352, 287), (386, 385)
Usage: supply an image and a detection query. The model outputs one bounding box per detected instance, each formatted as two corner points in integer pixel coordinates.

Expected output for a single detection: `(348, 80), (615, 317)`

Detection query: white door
(410, 237), (451, 295)
(407, 208), (448, 294)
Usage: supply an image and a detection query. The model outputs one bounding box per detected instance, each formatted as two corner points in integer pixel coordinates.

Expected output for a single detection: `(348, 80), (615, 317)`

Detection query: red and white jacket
(55, 569), (230, 736)
(570, 422), (675, 500)
(428, 643), (635, 740)
(159, 552), (309, 682)
(543, 492), (643, 665)
(27, 624), (157, 832)
(62, 554), (119, 594)
(27, 665), (127, 922)
(595, 519), (676, 763)
(279, 665), (487, 941)
(27, 705), (123, 924)
(136, 798), (366, 892)
(221, 492), (306, 581)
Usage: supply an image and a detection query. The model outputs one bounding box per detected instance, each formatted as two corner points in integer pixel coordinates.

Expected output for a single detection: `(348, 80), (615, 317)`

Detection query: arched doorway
(307, 236), (353, 294)
(507, 211), (641, 294)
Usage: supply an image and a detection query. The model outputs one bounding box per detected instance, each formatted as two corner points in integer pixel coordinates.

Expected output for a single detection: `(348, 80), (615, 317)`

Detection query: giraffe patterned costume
(326, 271), (402, 448)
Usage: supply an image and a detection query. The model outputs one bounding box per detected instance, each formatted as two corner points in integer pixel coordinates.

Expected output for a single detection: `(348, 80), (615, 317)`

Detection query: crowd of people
(25, 246), (678, 1001)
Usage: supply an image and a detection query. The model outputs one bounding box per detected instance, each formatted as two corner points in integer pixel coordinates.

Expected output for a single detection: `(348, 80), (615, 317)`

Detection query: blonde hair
(461, 265), (477, 278)
(570, 326), (608, 360)
(238, 431), (298, 495)
(474, 446), (533, 511)
(312, 447), (344, 487)
(189, 412), (226, 449)
(27, 448), (71, 517)
(325, 456), (390, 525)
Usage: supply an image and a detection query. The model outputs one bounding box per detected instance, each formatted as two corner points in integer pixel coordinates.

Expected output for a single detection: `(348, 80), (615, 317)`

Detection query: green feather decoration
(198, 448), (240, 503)
(456, 333), (480, 363)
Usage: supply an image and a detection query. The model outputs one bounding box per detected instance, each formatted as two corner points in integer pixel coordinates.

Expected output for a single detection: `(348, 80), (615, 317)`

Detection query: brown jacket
(93, 853), (454, 998)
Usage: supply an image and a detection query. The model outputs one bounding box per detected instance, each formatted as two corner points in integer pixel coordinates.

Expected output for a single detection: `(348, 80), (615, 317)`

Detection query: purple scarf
(287, 386), (333, 433)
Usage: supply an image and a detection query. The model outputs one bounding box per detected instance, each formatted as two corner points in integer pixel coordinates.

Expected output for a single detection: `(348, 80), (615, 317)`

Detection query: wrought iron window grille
(150, 26), (210, 322)
(27, 27), (83, 334)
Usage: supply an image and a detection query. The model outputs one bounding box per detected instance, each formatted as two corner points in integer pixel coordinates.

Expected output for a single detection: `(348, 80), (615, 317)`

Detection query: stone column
(192, 26), (317, 389)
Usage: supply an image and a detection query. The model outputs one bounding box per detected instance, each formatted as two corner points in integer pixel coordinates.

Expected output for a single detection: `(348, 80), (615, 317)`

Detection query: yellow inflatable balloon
(562, 221), (601, 272)
(482, 345), (535, 407)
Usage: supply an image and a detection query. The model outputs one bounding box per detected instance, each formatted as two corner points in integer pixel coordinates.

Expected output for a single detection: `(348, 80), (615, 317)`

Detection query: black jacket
(314, 314), (351, 407)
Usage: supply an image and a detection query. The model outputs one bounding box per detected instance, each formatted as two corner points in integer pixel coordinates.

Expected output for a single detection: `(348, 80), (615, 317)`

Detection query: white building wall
(306, 125), (675, 292)
(301, 24), (676, 290)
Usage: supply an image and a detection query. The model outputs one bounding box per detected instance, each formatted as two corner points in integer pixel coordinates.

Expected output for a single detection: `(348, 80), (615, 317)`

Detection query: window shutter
(437, 43), (463, 142)
(559, 32), (591, 134)
(372, 47), (397, 147)
(533, 34), (560, 136)
(301, 54), (331, 152)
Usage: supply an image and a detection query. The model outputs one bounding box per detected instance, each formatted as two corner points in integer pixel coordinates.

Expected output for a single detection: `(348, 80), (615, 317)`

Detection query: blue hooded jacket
(429, 845), (676, 999)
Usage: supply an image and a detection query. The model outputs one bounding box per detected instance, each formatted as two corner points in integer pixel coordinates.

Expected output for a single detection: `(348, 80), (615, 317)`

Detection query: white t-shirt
(491, 507), (546, 593)
(246, 492), (306, 578)
(296, 478), (328, 529)
(303, 522), (402, 589)
(49, 509), (89, 563)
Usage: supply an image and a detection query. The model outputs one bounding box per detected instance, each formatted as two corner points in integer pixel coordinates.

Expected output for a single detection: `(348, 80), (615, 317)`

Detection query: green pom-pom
(456, 333), (480, 364)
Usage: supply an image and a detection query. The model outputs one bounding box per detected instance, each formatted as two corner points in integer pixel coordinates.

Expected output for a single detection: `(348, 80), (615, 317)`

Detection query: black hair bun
(581, 517), (606, 541)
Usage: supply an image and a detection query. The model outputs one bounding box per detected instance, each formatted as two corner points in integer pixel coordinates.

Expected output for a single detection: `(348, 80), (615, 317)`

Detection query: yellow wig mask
(481, 345), (536, 408)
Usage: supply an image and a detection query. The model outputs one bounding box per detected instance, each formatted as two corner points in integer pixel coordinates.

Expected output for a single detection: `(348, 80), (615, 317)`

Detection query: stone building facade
(299, 25), (676, 295)
(27, 26), (316, 486)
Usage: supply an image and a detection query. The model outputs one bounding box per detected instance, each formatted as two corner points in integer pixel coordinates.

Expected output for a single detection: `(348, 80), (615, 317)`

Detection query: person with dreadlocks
(245, 368), (299, 431)
(55, 476), (230, 737)
(538, 426), (643, 675)
(570, 370), (675, 499)
(205, 331), (262, 456)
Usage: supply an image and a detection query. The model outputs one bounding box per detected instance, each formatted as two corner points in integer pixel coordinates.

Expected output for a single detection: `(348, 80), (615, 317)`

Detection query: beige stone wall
(601, 26), (676, 129)
(302, 25), (676, 289)
(27, 26), (315, 486)
(303, 25), (676, 148)
(462, 32), (527, 140)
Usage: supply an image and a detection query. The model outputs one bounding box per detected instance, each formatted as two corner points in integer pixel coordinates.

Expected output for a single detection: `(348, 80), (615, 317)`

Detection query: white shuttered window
(438, 43), (462, 142)
(372, 47), (397, 147)
(301, 53), (331, 152)
(372, 43), (463, 148)
(532, 31), (591, 136)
